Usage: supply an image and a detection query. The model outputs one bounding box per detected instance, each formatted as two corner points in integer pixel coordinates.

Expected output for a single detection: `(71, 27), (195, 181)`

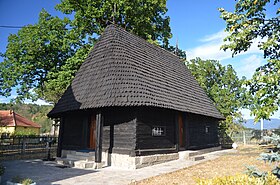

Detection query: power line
(0, 25), (27, 29)
(0, 25), (72, 30)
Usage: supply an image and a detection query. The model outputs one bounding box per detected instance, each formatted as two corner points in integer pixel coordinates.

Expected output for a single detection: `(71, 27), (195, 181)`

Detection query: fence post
(243, 131), (246, 145)
(21, 136), (26, 154)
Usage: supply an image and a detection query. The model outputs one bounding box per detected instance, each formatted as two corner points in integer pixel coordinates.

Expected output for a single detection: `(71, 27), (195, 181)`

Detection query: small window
(152, 126), (166, 136)
(205, 126), (210, 133)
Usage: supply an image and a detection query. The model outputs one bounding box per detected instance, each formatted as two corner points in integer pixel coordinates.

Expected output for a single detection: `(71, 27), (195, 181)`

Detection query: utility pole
(261, 119), (264, 138)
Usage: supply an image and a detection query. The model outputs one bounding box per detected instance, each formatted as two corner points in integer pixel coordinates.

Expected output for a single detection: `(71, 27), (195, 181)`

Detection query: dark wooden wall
(61, 112), (89, 150)
(186, 113), (219, 149)
(102, 107), (137, 156)
(136, 107), (177, 155)
(58, 106), (220, 157)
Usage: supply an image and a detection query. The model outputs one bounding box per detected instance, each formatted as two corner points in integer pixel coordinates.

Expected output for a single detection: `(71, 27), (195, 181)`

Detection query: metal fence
(0, 136), (57, 160)
(220, 130), (265, 148)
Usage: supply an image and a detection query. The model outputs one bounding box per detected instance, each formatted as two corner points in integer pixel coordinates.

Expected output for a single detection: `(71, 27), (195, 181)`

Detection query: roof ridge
(106, 24), (183, 61)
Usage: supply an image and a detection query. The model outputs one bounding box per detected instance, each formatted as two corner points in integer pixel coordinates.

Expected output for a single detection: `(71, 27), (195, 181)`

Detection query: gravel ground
(135, 145), (272, 185)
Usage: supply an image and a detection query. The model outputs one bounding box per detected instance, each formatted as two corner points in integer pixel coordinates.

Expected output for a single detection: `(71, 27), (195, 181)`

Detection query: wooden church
(48, 25), (224, 169)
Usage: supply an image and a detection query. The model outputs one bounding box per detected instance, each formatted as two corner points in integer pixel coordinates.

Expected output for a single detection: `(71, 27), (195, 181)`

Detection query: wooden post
(185, 113), (190, 149)
(21, 136), (26, 154)
(174, 112), (179, 152)
(95, 112), (103, 163)
(57, 117), (64, 157)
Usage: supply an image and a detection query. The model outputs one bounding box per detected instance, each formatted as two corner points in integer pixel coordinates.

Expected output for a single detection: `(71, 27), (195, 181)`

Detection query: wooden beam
(95, 112), (103, 163)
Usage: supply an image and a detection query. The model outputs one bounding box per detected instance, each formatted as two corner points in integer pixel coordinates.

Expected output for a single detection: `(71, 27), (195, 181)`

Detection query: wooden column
(95, 112), (103, 163)
(178, 113), (184, 148)
(82, 116), (89, 149)
(57, 117), (64, 157)
(174, 112), (179, 152)
(185, 113), (190, 149)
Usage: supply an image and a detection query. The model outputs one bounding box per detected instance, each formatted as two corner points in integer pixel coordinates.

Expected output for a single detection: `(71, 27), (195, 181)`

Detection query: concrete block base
(59, 147), (221, 169)
(109, 153), (179, 169)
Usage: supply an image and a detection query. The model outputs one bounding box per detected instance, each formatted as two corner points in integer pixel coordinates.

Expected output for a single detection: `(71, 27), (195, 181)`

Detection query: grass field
(135, 145), (274, 185)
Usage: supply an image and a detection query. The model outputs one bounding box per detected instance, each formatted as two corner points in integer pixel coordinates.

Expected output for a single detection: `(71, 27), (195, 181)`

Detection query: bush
(12, 130), (37, 137)
(11, 176), (34, 185)
(250, 133), (280, 178)
(196, 173), (279, 185)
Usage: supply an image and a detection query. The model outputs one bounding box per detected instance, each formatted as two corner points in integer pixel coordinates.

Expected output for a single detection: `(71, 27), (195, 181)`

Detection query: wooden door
(89, 114), (96, 149)
(178, 113), (184, 148)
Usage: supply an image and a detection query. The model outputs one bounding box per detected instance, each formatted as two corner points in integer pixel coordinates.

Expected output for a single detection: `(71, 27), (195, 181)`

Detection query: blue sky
(0, 0), (279, 119)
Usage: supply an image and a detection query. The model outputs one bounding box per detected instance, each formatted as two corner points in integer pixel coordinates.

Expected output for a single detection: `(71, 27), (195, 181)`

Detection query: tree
(186, 58), (248, 135)
(56, 0), (172, 48)
(0, 10), (78, 102)
(219, 2), (280, 180)
(219, 0), (280, 121)
(0, 0), (172, 103)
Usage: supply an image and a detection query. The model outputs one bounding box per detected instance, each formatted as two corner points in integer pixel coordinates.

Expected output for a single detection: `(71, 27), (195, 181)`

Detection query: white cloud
(199, 30), (228, 42)
(186, 29), (263, 61)
(236, 55), (265, 78)
(186, 41), (233, 61)
(241, 108), (253, 119)
(24, 99), (51, 105)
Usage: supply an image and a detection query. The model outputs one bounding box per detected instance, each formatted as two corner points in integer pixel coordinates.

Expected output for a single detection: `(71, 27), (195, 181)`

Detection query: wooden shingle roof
(48, 25), (223, 119)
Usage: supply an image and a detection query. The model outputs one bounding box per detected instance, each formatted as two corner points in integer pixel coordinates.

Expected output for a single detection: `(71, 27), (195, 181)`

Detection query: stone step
(74, 161), (95, 169)
(188, 151), (199, 157)
(190, 155), (205, 161)
(66, 154), (95, 161)
(195, 146), (222, 155)
(57, 157), (97, 169)
(178, 151), (199, 160)
(56, 157), (76, 167)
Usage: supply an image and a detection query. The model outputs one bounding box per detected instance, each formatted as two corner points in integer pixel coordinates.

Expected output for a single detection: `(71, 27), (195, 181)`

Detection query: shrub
(196, 173), (279, 185)
(11, 176), (34, 185)
(247, 133), (280, 179)
(12, 130), (37, 137)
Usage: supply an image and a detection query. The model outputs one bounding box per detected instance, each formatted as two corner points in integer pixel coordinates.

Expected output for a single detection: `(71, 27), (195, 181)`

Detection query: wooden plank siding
(61, 112), (89, 150)
(135, 107), (177, 155)
(102, 107), (137, 156)
(58, 107), (220, 158)
(186, 113), (219, 149)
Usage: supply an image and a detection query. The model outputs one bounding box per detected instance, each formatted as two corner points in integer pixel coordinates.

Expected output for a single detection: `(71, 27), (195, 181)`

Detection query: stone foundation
(60, 146), (221, 169)
(109, 153), (179, 169)
(61, 149), (75, 158)
(60, 150), (182, 169)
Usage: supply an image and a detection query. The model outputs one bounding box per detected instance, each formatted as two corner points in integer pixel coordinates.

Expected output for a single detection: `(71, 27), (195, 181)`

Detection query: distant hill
(243, 118), (280, 130)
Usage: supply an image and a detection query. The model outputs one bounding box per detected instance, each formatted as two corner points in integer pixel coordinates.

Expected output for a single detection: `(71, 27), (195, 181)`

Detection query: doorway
(89, 113), (96, 150)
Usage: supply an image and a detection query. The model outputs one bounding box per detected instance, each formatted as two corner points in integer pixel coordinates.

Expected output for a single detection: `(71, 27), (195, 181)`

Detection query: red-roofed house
(0, 110), (41, 136)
